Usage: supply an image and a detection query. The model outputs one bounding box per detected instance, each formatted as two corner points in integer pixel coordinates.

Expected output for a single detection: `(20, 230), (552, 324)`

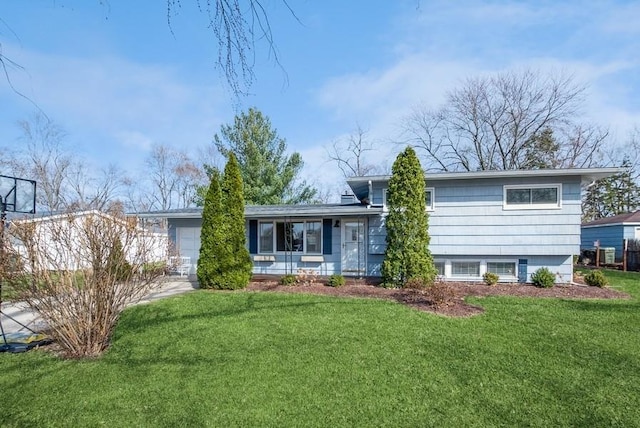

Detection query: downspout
(367, 180), (373, 207)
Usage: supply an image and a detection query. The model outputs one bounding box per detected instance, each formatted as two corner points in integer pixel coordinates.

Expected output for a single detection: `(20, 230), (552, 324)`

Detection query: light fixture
(334, 219), (340, 228)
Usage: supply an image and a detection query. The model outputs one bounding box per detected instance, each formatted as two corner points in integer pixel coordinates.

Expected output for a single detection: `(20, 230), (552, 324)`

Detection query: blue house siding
(149, 168), (618, 282)
(247, 217), (343, 276)
(581, 225), (623, 259)
(365, 175), (583, 282)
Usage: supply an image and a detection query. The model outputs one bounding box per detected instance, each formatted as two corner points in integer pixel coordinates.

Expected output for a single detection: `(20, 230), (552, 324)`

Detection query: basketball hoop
(0, 174), (46, 352)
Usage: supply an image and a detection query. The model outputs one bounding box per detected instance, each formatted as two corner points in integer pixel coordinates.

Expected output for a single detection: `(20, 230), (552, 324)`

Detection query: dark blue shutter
(323, 219), (333, 255)
(249, 220), (258, 254)
(518, 259), (528, 283)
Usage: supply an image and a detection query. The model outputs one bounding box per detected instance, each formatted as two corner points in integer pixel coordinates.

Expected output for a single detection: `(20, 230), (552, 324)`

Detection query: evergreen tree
(197, 169), (224, 288)
(217, 153), (252, 289)
(381, 147), (437, 288)
(583, 158), (640, 221)
(213, 107), (317, 205)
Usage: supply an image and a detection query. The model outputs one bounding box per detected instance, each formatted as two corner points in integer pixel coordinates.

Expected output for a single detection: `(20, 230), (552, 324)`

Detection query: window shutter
(323, 219), (332, 255)
(249, 220), (258, 254)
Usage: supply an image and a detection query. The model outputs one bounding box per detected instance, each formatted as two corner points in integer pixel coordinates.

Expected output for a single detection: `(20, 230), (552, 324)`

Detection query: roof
(135, 203), (383, 220)
(582, 210), (640, 227)
(347, 167), (622, 202)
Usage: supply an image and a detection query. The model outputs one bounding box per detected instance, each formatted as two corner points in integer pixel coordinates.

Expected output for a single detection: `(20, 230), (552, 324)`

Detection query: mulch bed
(246, 278), (630, 318)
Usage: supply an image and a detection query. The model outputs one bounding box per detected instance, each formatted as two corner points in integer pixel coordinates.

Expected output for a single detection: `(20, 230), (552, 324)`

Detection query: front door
(342, 219), (366, 275)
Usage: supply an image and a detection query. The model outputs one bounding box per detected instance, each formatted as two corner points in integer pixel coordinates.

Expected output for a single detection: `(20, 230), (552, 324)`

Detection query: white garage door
(177, 227), (201, 274)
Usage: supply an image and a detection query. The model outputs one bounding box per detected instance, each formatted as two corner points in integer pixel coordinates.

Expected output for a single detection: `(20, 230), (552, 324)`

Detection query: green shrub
(279, 274), (297, 286)
(531, 267), (555, 288)
(584, 270), (608, 287)
(327, 274), (346, 287)
(483, 272), (499, 286)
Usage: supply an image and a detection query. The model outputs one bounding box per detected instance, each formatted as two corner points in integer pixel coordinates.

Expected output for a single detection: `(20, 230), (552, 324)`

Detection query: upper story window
(503, 184), (561, 210)
(259, 220), (322, 254)
(383, 187), (434, 211)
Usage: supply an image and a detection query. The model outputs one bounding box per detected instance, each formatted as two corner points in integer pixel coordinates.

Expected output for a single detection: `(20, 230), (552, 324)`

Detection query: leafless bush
(3, 211), (167, 358)
(424, 279), (455, 308)
(296, 269), (319, 286)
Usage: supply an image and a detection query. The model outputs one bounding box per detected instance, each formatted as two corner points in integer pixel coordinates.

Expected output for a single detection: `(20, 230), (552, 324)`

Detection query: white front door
(342, 219), (366, 275)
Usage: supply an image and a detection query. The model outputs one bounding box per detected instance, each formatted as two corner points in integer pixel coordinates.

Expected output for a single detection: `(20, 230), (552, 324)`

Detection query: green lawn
(2, 270), (640, 427)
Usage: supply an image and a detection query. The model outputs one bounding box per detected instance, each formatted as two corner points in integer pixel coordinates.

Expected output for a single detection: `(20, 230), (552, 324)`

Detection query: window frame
(382, 187), (434, 211)
(503, 184), (562, 210)
(451, 261), (481, 278)
(486, 261), (517, 278)
(258, 219), (323, 255)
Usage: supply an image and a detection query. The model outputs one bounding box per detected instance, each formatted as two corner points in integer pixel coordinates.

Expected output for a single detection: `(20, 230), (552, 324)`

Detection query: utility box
(598, 247), (616, 264)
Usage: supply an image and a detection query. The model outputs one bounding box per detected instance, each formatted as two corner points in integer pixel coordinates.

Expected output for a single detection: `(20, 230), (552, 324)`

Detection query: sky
(1, 0), (639, 201)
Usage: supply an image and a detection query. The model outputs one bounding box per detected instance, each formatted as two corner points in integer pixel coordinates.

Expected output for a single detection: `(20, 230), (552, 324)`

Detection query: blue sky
(1, 1), (639, 197)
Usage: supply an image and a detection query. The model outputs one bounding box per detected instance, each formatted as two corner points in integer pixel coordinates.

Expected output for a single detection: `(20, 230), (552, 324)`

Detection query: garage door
(177, 227), (201, 274)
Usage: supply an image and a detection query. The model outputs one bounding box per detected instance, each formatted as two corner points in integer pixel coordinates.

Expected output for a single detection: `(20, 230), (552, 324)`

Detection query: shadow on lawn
(558, 297), (640, 314)
(116, 290), (359, 335)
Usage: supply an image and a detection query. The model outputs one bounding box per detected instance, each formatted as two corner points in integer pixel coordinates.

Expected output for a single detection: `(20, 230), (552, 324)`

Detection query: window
(504, 184), (561, 209)
(452, 261), (480, 277)
(434, 261), (445, 276)
(259, 222), (273, 253)
(259, 220), (322, 254)
(487, 262), (516, 277)
(276, 221), (304, 252)
(305, 221), (322, 254)
(382, 187), (434, 211)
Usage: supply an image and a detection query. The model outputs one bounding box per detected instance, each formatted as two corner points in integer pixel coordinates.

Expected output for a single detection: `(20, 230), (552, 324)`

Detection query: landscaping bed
(247, 278), (629, 317)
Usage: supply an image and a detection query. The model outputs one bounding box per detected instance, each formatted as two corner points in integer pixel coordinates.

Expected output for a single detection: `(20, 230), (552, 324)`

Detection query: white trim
(301, 255), (324, 262)
(382, 187), (435, 211)
(503, 184), (562, 210)
(253, 255), (276, 262)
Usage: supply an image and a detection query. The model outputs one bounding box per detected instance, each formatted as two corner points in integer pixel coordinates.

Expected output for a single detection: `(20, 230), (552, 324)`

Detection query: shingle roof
(135, 203), (382, 219)
(582, 210), (640, 227)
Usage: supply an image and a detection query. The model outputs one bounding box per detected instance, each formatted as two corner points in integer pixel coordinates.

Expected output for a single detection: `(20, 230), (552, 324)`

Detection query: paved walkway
(0, 276), (199, 335)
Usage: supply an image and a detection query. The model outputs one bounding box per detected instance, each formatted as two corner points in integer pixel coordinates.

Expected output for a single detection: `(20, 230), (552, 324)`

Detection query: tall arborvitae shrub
(217, 153), (252, 289)
(197, 169), (224, 288)
(381, 147), (437, 288)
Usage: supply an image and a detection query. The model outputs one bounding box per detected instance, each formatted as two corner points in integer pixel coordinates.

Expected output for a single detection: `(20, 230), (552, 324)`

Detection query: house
(8, 210), (168, 271)
(137, 168), (619, 283)
(581, 210), (640, 261)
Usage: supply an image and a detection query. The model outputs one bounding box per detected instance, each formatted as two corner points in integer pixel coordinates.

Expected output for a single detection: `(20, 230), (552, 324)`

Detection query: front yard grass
(1, 269), (639, 427)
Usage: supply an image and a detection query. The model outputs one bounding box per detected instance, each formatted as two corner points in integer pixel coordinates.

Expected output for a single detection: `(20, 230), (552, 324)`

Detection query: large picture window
(504, 184), (561, 209)
(259, 220), (322, 254)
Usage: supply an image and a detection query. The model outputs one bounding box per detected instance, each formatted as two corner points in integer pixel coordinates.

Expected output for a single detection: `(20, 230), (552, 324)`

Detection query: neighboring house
(581, 210), (640, 261)
(9, 210), (167, 271)
(137, 168), (618, 283)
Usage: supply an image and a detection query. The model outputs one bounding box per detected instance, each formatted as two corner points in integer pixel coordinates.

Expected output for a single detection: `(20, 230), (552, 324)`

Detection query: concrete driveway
(0, 277), (199, 335)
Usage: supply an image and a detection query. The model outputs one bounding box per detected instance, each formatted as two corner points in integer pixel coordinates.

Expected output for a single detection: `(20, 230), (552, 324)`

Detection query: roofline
(346, 167), (623, 185)
(582, 222), (640, 228)
(133, 205), (383, 220)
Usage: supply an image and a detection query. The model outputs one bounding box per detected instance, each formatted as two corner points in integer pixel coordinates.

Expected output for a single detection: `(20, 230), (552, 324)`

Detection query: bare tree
(66, 163), (126, 211)
(144, 143), (204, 210)
(12, 112), (72, 211)
(2, 112), (125, 212)
(4, 210), (167, 358)
(326, 124), (383, 178)
(404, 69), (605, 172)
